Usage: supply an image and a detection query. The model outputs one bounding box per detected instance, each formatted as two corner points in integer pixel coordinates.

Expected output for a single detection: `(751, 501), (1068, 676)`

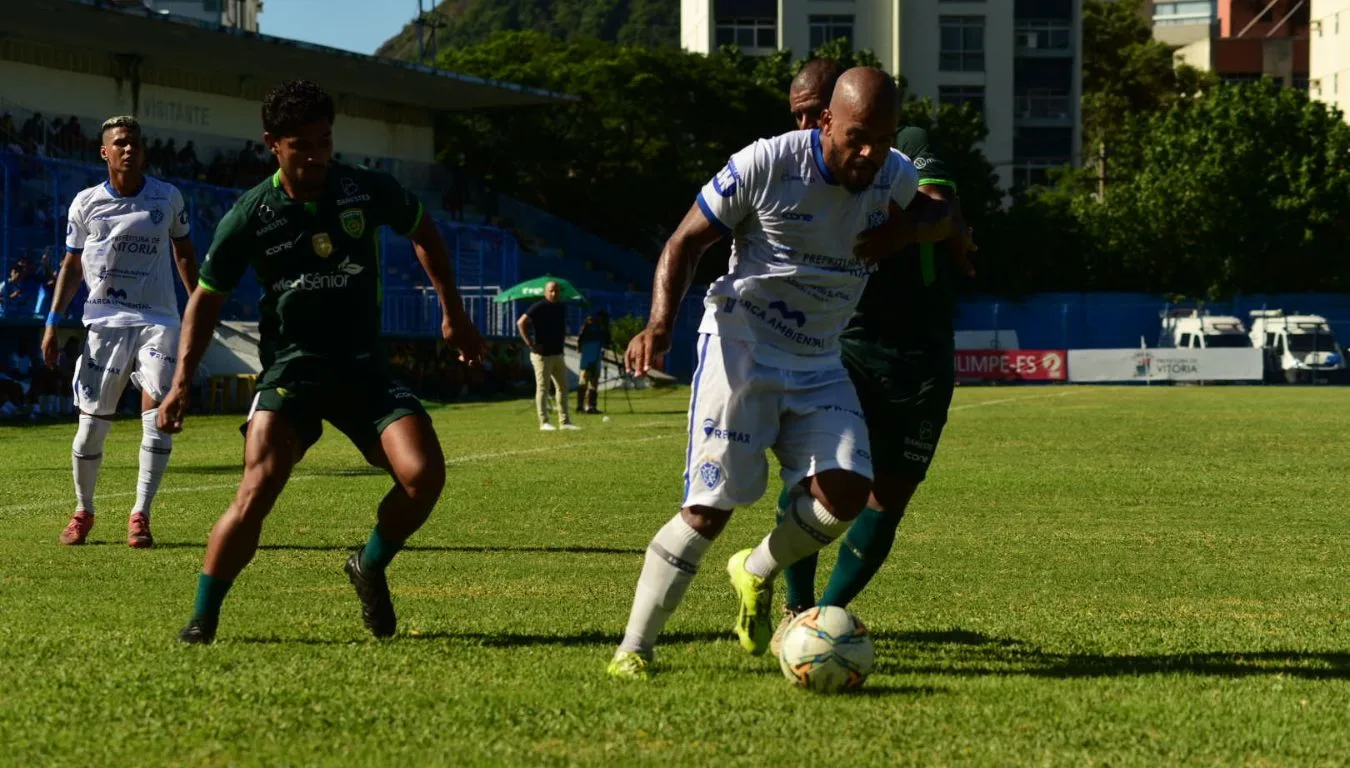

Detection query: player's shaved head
(545, 280), (562, 302)
(789, 59), (843, 130)
(818, 67), (901, 193)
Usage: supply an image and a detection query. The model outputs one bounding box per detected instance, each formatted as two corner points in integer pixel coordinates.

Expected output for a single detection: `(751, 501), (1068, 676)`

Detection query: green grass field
(1, 385), (1347, 767)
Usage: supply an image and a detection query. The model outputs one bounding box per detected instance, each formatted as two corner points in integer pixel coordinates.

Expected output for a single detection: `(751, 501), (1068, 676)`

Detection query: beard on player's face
(823, 114), (893, 193)
(267, 122), (333, 192)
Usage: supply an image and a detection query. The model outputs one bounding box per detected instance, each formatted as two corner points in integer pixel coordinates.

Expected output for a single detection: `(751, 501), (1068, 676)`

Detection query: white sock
(72, 414), (111, 514)
(133, 409), (172, 520)
(745, 494), (851, 579)
(618, 514), (713, 655)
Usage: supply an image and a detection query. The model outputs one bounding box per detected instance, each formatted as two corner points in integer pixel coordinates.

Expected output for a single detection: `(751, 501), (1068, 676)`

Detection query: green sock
(360, 526), (404, 576)
(819, 508), (901, 608)
(191, 572), (233, 625)
(778, 486), (819, 611)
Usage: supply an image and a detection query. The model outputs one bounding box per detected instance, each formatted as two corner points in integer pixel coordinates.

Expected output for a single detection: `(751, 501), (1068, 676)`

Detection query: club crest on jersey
(712, 161), (740, 198)
(696, 457), (724, 490)
(340, 208), (366, 239)
(867, 209), (887, 229)
(341, 177), (359, 197)
(312, 233), (333, 258)
(150, 209), (164, 225)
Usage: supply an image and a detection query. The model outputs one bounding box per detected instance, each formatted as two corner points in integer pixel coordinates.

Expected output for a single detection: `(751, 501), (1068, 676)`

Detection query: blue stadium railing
(0, 150), (521, 340)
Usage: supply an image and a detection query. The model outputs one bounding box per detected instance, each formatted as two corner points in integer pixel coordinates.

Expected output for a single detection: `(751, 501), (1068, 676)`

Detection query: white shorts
(682, 333), (872, 510)
(73, 325), (179, 416)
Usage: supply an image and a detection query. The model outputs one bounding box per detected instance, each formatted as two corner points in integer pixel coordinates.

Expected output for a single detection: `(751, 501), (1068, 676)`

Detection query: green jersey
(844, 128), (958, 351)
(199, 163), (424, 369)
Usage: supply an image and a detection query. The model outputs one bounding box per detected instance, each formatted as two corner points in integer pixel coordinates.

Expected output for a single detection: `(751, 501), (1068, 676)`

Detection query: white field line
(948, 389), (1082, 412)
(3, 392), (1083, 515)
(0, 434), (675, 515)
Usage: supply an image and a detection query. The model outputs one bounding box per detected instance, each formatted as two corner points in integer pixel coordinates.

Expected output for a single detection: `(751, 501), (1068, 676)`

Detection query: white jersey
(66, 176), (190, 329)
(695, 129), (919, 370)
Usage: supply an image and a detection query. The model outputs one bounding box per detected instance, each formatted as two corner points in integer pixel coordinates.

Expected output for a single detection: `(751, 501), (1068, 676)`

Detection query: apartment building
(681, 0), (1085, 190)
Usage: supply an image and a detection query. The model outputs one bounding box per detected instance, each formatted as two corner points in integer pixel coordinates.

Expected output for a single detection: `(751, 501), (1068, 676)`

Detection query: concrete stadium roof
(5, 0), (574, 111)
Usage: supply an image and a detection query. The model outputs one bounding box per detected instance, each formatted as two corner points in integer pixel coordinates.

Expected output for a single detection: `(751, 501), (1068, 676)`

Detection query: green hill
(375, 0), (679, 61)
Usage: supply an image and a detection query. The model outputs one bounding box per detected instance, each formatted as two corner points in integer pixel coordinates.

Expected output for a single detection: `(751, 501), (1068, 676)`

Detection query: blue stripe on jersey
(695, 193), (732, 237)
(65, 248), (83, 256)
(810, 129), (838, 186)
(682, 333), (712, 504)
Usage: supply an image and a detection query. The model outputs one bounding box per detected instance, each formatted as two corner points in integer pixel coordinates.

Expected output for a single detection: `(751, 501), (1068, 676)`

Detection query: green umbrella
(492, 275), (588, 304)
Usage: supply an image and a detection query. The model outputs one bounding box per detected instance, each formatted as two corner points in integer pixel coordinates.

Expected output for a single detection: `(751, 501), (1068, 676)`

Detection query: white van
(1160, 309), (1252, 349)
(1248, 310), (1346, 383)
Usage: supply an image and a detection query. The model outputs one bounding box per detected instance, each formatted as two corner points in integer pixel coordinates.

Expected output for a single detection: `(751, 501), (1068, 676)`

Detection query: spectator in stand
(164, 138), (178, 174)
(517, 280), (577, 431)
(0, 112), (16, 147)
(1, 258), (41, 314)
(178, 140), (199, 179)
(206, 152), (230, 186)
(576, 310), (611, 415)
(6, 338), (39, 415)
(21, 112), (45, 152)
(147, 137), (166, 175)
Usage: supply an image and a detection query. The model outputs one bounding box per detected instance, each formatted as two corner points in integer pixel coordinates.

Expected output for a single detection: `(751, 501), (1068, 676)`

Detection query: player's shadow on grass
(875, 627), (1350, 681)
(149, 541), (645, 556)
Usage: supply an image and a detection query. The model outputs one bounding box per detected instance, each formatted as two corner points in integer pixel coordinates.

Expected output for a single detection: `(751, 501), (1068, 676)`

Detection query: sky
(259, 0), (423, 55)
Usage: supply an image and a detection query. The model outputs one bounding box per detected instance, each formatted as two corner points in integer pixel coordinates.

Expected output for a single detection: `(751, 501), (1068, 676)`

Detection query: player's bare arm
(40, 250), (85, 368)
(171, 236), (199, 293)
(157, 287), (228, 433)
(408, 213), (485, 364)
(626, 203), (724, 376)
(516, 314), (541, 354)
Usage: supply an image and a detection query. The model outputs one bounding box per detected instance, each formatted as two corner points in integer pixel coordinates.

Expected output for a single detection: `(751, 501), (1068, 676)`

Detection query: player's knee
(811, 470), (872, 521)
(681, 505), (732, 539)
(400, 457), (445, 502)
(870, 477), (918, 517)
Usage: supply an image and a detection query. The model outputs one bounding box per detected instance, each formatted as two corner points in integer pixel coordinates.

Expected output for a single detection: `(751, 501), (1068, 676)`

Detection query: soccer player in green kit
(774, 60), (974, 649)
(158, 81), (486, 644)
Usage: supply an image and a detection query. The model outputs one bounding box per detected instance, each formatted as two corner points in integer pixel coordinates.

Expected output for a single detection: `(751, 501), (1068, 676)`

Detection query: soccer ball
(777, 606), (874, 693)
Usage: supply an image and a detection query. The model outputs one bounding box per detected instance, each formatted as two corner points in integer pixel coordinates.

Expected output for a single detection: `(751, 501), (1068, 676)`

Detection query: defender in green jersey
(158, 81), (486, 645)
(775, 62), (973, 645)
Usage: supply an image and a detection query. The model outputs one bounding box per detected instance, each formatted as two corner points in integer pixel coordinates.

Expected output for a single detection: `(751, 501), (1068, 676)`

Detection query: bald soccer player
(772, 60), (975, 653)
(608, 68), (968, 679)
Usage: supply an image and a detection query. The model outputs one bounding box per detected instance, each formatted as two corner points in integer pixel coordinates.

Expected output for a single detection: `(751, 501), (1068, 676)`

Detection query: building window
(940, 16), (985, 72)
(1292, 75), (1309, 92)
(939, 85), (985, 114)
(1012, 160), (1064, 190)
(714, 17), (777, 50)
(1015, 20), (1072, 51)
(1016, 88), (1072, 119)
(809, 15), (854, 50)
(1152, 1), (1215, 26)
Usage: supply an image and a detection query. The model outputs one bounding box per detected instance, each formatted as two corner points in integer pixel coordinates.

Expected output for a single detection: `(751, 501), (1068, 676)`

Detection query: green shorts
(242, 358), (427, 454)
(840, 337), (955, 483)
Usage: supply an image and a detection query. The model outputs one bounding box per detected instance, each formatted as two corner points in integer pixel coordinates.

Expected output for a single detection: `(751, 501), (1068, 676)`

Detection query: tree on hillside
(376, 0), (679, 61)
(1083, 81), (1350, 297)
(434, 31), (1002, 284)
(1081, 0), (1215, 161)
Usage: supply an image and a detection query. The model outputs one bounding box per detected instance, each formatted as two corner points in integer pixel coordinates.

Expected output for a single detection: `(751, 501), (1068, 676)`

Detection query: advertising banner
(1067, 349), (1263, 383)
(955, 350), (1068, 381)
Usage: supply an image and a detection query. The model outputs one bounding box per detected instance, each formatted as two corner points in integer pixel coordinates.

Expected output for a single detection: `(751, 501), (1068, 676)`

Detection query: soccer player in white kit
(609, 69), (964, 679)
(41, 116), (199, 548)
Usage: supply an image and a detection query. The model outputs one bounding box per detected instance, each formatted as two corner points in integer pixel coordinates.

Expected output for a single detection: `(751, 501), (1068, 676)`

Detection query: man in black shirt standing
(517, 280), (578, 431)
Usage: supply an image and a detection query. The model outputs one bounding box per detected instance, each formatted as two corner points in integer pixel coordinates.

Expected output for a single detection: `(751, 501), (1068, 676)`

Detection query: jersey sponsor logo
(108, 235), (162, 255)
(780, 172), (806, 184)
(866, 209), (887, 230)
(821, 403), (863, 419)
(256, 218), (289, 237)
(177, 208), (189, 227)
(711, 162), (739, 198)
(904, 437), (935, 451)
(84, 357), (121, 375)
(722, 297), (827, 349)
(701, 418), (751, 444)
(146, 347), (177, 364)
(150, 208), (165, 225)
(780, 210), (814, 222)
(784, 277), (852, 303)
(903, 451), (930, 464)
(918, 421), (934, 441)
(312, 233), (333, 258)
(912, 156), (931, 170)
(336, 177), (372, 206)
(97, 266), (152, 280)
(66, 222), (75, 237)
(340, 208), (366, 239)
(265, 232), (305, 257)
(767, 300), (807, 329)
(270, 257), (365, 293)
(86, 285), (151, 311)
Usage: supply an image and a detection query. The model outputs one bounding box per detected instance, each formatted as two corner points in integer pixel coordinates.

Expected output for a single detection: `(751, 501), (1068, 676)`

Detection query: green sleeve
(368, 170), (424, 236)
(199, 203), (253, 295)
(895, 126), (955, 191)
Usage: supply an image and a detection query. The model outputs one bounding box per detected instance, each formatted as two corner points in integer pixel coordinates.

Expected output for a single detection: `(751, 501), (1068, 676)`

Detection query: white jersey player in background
(609, 68), (969, 679)
(42, 116), (199, 548)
